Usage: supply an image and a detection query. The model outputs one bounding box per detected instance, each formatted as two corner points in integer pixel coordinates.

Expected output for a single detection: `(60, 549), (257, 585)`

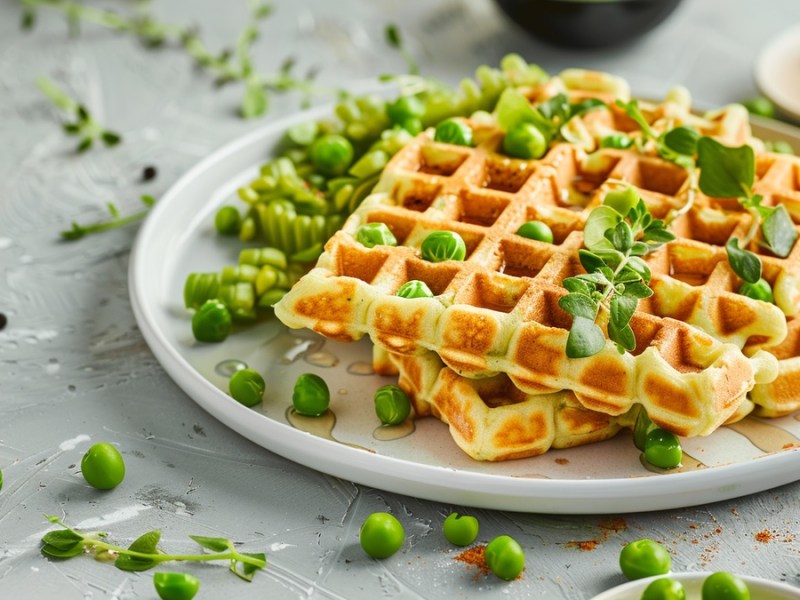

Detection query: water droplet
(347, 361), (374, 375)
(373, 420), (415, 441)
(279, 337), (323, 364)
(215, 359), (248, 377)
(305, 351), (339, 368)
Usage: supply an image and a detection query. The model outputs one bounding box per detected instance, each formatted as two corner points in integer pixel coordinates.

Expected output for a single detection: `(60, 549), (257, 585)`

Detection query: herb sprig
(23, 0), (328, 118)
(560, 187), (675, 358)
(36, 77), (121, 153)
(385, 24), (419, 76)
(61, 195), (155, 241)
(41, 515), (266, 582)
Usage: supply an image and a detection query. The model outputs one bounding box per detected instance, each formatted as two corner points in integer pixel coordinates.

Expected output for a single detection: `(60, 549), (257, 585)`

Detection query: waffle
(276, 127), (782, 437)
(377, 347), (636, 461)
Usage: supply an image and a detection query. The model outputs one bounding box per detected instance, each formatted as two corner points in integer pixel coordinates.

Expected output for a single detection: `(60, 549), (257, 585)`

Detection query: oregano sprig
(36, 77), (122, 153)
(560, 187), (676, 358)
(61, 195), (156, 241)
(41, 515), (266, 582)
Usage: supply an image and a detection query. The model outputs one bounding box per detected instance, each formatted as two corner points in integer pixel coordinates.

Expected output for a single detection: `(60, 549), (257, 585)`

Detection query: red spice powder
(454, 545), (490, 579)
(755, 530), (773, 543)
(566, 540), (599, 551)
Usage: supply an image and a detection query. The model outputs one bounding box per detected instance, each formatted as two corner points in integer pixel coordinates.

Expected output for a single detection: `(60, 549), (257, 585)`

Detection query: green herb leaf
(577, 249), (606, 274)
(231, 552), (267, 581)
(538, 93), (570, 123)
(114, 529), (161, 571)
(563, 277), (593, 296)
(558, 293), (598, 320)
(42, 529), (84, 551)
(41, 543), (85, 559)
(241, 81), (268, 118)
(608, 321), (636, 352)
(101, 130), (122, 146)
(696, 137), (754, 198)
(662, 126), (699, 157)
(189, 535), (231, 553)
(610, 295), (638, 331)
(625, 257), (652, 283)
(622, 281), (654, 299)
(583, 206), (620, 251)
(761, 204), (798, 257)
(726, 238), (761, 283)
(495, 88), (552, 137)
(609, 221), (634, 253)
(566, 316), (606, 358)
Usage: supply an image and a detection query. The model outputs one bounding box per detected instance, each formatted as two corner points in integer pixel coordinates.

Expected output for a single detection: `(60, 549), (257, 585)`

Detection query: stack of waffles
(275, 70), (800, 461)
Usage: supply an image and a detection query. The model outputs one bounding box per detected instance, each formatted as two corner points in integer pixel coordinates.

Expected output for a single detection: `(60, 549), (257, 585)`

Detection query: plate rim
(755, 22), (800, 122)
(129, 100), (800, 514)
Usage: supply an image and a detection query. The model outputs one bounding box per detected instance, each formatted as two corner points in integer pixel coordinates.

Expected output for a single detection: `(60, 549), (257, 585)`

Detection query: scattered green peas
(359, 512), (404, 559)
(600, 133), (634, 149)
(81, 442), (125, 490)
(739, 278), (774, 303)
(387, 95), (424, 125)
(192, 299), (232, 343)
(442, 512), (479, 547)
(153, 572), (200, 600)
(502, 122), (547, 159)
(516, 220), (554, 243)
(310, 134), (354, 176)
(485, 535), (525, 581)
(292, 373), (330, 416)
(701, 572), (750, 600)
(396, 280), (434, 299)
(356, 223), (397, 248)
(214, 206), (241, 236)
(741, 96), (776, 119)
(434, 118), (473, 146)
(644, 429), (683, 469)
(228, 368), (265, 407)
(641, 577), (686, 600)
(420, 231), (467, 262)
(619, 538), (671, 580)
(374, 385), (411, 426)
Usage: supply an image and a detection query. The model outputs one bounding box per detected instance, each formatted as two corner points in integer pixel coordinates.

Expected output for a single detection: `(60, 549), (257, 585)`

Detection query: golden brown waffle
(276, 127), (781, 437)
(379, 347), (635, 462)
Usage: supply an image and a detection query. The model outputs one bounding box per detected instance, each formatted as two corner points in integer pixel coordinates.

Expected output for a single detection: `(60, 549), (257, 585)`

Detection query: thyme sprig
(41, 515), (266, 582)
(22, 0), (330, 118)
(560, 187), (675, 358)
(37, 77), (122, 153)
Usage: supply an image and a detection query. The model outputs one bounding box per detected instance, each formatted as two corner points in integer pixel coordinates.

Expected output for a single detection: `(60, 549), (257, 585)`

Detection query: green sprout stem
(61, 196), (155, 241)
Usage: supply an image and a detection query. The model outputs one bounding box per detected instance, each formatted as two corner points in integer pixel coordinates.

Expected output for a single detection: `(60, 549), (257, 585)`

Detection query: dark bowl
(494, 0), (685, 49)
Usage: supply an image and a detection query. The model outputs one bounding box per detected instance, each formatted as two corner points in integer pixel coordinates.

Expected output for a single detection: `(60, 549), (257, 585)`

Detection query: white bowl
(591, 572), (800, 600)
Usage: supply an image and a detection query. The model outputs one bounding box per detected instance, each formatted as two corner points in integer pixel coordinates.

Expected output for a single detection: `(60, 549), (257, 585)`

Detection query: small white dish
(756, 23), (800, 122)
(592, 572), (800, 600)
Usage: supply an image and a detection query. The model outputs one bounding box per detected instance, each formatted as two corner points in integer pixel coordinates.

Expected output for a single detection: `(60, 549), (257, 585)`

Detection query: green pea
(516, 220), (554, 243)
(396, 280), (434, 299)
(619, 538), (671, 580)
(765, 140), (795, 155)
(81, 442), (125, 490)
(310, 134), (354, 176)
(398, 117), (423, 135)
(702, 572), (750, 600)
(356, 223), (397, 248)
(742, 96), (776, 119)
(192, 300), (232, 343)
(374, 385), (411, 425)
(641, 577), (686, 600)
(502, 122), (547, 159)
(293, 373), (330, 416)
(739, 278), (773, 303)
(228, 368), (265, 407)
(214, 206), (241, 236)
(387, 96), (424, 125)
(442, 512), (479, 547)
(420, 231), (467, 262)
(359, 512), (404, 559)
(600, 133), (634, 149)
(434, 118), (473, 146)
(644, 429), (682, 469)
(153, 572), (200, 600)
(485, 535), (525, 581)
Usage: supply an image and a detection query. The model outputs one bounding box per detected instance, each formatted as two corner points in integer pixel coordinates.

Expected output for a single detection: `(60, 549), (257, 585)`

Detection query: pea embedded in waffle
(275, 127), (782, 437)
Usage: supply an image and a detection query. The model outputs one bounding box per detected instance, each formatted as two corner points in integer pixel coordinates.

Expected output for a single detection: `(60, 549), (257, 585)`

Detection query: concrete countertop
(1, 0), (798, 598)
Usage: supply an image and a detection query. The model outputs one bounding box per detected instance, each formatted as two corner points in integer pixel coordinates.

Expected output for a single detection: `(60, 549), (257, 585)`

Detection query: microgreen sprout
(24, 0), (332, 119)
(385, 24), (419, 76)
(560, 187), (675, 358)
(61, 195), (156, 241)
(36, 77), (122, 153)
(40, 516), (266, 582)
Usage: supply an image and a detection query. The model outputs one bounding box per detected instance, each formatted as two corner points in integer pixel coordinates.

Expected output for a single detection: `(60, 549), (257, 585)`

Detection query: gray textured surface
(1, 1), (799, 598)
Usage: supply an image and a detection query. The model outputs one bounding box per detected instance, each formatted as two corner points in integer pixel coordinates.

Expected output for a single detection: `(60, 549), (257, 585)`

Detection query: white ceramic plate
(129, 104), (800, 514)
(591, 572), (800, 600)
(756, 23), (800, 122)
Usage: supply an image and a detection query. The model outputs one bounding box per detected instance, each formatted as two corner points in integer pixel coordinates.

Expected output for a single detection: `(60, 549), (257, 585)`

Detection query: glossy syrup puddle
(305, 351), (339, 368)
(214, 359), (247, 377)
(347, 361), (375, 375)
(373, 420), (415, 441)
(726, 418), (800, 452)
(640, 451), (705, 474)
(285, 407), (372, 452)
